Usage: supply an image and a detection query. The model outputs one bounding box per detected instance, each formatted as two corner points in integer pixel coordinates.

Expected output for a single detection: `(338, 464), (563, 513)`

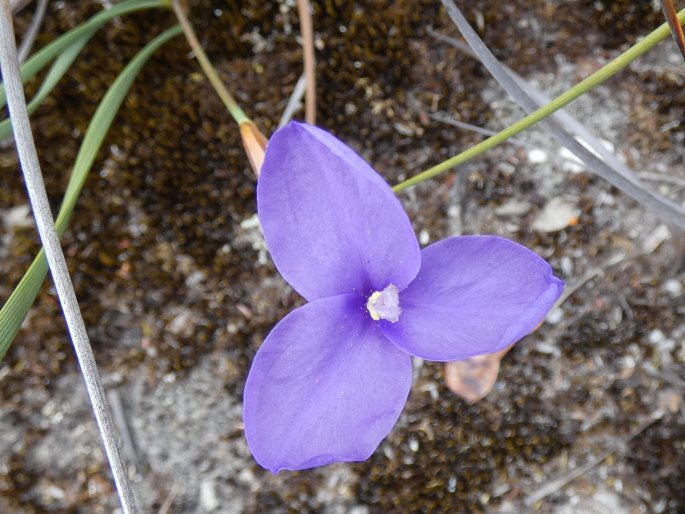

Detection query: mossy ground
(1, 1), (684, 512)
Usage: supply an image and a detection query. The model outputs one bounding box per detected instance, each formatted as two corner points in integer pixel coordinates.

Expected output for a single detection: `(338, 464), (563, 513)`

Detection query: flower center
(366, 284), (401, 323)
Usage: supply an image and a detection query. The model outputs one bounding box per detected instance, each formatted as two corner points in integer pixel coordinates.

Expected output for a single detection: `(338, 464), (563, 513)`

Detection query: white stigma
(366, 284), (401, 323)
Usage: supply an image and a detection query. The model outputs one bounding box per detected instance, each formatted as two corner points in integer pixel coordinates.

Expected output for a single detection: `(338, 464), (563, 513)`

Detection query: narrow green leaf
(0, 0), (163, 108)
(0, 31), (94, 140)
(0, 25), (183, 360)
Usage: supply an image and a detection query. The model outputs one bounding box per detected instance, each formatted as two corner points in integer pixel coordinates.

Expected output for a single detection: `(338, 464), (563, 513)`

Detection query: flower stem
(171, 0), (248, 125)
(393, 8), (685, 192)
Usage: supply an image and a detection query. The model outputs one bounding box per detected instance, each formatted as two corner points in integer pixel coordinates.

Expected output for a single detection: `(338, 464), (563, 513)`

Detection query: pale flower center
(366, 284), (401, 323)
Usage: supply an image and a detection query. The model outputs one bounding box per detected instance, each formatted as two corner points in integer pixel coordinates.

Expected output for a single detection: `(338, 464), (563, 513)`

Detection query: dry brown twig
(296, 0), (316, 124)
(661, 0), (685, 61)
(157, 482), (179, 514)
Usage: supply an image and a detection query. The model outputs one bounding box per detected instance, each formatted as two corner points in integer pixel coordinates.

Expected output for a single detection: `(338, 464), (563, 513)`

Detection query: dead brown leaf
(444, 345), (513, 404)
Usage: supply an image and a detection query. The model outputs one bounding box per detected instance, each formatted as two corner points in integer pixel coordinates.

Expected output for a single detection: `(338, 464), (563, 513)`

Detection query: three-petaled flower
(243, 122), (563, 473)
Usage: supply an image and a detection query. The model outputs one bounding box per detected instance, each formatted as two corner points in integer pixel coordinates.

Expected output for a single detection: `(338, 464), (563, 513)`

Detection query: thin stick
(0, 3), (139, 513)
(171, 0), (248, 125)
(426, 111), (534, 149)
(17, 0), (47, 63)
(662, 0), (685, 61)
(158, 482), (179, 514)
(639, 171), (685, 188)
(296, 0), (316, 124)
(108, 389), (141, 470)
(279, 73), (306, 127)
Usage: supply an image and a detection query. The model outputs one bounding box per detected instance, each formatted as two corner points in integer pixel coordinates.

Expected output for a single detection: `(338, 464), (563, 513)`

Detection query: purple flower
(243, 122), (563, 473)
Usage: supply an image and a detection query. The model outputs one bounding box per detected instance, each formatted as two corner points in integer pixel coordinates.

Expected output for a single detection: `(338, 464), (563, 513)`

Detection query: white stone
(419, 229), (430, 245)
(532, 198), (579, 233)
(546, 308), (564, 325)
(200, 478), (219, 511)
(642, 224), (671, 253)
(527, 148), (548, 164)
(495, 199), (531, 217)
(663, 279), (683, 297)
(649, 329), (665, 344)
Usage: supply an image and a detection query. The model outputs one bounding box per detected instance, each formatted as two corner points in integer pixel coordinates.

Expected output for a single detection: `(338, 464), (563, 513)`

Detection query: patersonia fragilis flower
(243, 122), (564, 472)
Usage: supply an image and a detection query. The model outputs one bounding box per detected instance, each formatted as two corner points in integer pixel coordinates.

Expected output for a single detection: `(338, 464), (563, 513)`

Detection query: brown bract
(240, 120), (268, 177)
(444, 346), (512, 404)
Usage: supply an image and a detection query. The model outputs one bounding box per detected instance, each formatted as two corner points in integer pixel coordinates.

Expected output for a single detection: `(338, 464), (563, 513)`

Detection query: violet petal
(381, 236), (564, 361)
(243, 294), (413, 472)
(257, 122), (420, 301)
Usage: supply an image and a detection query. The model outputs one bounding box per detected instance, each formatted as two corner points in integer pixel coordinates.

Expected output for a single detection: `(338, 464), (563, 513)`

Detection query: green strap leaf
(0, 24), (183, 360)
(0, 30), (95, 140)
(0, 0), (163, 108)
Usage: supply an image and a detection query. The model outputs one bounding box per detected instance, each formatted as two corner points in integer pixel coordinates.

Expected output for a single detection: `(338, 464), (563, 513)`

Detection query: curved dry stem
(0, 2), (139, 512)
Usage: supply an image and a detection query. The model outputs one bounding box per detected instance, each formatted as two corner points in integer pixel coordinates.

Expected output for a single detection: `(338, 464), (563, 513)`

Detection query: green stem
(171, 0), (248, 125)
(393, 8), (685, 192)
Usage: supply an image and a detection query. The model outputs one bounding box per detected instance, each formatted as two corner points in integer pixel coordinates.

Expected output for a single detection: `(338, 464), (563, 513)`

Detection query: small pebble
(663, 279), (682, 297)
(535, 342), (561, 356)
(527, 148), (548, 164)
(447, 476), (457, 493)
(1, 204), (32, 228)
(200, 478), (219, 511)
(642, 224), (671, 253)
(648, 329), (665, 344)
(495, 199), (531, 217)
(546, 308), (564, 325)
(560, 255), (574, 276)
(532, 198), (580, 233)
(240, 214), (261, 230)
(419, 229), (430, 245)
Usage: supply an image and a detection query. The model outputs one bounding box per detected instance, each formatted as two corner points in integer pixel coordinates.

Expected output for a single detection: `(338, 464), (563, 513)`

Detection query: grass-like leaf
(0, 31), (93, 140)
(0, 24), (183, 360)
(0, 0), (163, 108)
